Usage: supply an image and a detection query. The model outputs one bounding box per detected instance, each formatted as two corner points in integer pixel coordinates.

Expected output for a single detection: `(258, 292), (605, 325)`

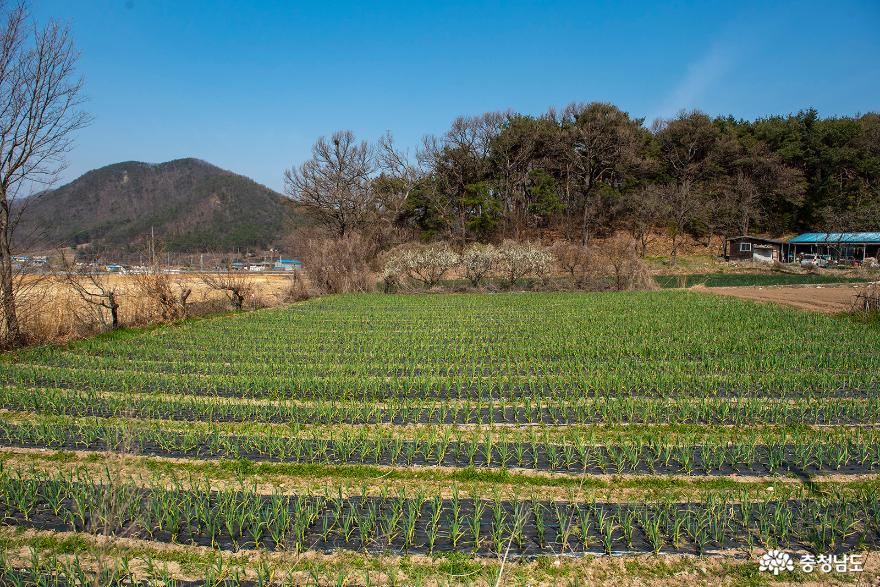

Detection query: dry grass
(5, 273), (295, 346)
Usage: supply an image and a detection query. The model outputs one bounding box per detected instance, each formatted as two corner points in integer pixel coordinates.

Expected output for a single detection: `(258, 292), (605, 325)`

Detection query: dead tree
(0, 2), (90, 347)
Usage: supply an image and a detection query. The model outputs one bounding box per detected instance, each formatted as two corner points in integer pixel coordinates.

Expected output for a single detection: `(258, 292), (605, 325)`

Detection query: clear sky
(32, 0), (880, 192)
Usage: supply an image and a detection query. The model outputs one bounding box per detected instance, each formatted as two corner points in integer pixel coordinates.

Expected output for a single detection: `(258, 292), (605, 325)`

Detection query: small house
(724, 236), (784, 263)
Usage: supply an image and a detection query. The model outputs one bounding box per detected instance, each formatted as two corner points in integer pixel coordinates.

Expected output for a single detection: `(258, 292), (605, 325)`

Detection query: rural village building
(725, 232), (880, 264)
(273, 259), (303, 271)
(723, 236), (785, 263)
(787, 232), (880, 262)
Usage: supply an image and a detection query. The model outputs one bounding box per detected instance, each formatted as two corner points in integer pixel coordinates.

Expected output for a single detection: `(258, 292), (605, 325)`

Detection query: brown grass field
(8, 272), (295, 345)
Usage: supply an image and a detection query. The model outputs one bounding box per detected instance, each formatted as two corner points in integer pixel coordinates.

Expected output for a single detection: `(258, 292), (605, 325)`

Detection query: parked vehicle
(799, 254), (832, 268)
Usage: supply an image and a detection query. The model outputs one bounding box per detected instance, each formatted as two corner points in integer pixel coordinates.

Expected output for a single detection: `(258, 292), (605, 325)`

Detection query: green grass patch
(655, 272), (868, 288)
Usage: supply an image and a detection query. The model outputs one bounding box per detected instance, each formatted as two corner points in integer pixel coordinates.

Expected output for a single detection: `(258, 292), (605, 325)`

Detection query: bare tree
(134, 270), (191, 321)
(372, 131), (423, 246)
(623, 185), (666, 257)
(283, 130), (375, 238)
(60, 257), (121, 330)
(377, 131), (422, 201)
(133, 241), (191, 320)
(549, 240), (591, 284)
(199, 268), (254, 310)
(0, 2), (89, 347)
(299, 229), (376, 294)
(597, 233), (655, 291)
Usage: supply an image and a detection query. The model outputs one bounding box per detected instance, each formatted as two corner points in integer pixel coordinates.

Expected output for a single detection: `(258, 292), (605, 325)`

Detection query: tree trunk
(670, 233), (680, 266)
(108, 292), (119, 329)
(0, 204), (24, 348)
(580, 203), (591, 247)
(179, 288), (191, 317)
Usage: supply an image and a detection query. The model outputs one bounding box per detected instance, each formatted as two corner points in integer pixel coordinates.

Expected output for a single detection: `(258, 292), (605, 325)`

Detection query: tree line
(285, 106), (880, 262)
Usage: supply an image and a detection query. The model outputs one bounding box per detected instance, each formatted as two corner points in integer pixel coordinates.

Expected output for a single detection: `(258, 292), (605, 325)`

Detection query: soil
(695, 283), (870, 314)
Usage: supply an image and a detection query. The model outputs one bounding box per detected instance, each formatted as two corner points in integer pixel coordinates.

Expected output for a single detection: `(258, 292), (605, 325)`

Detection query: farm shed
(723, 236), (784, 263)
(787, 232), (880, 263)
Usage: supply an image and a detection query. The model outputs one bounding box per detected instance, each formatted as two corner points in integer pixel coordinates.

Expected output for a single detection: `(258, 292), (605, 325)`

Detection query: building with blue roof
(273, 258), (303, 271)
(786, 232), (880, 262)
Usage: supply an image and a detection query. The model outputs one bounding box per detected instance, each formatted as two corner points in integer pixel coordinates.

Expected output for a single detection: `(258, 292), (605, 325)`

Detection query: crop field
(1, 292), (879, 585)
(653, 272), (870, 288)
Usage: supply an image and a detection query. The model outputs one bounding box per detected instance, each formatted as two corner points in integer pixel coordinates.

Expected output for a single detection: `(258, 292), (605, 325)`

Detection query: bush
(549, 240), (593, 286)
(383, 242), (459, 288)
(496, 240), (553, 286)
(596, 233), (656, 291)
(461, 243), (498, 287)
(301, 232), (376, 294)
(282, 270), (317, 302)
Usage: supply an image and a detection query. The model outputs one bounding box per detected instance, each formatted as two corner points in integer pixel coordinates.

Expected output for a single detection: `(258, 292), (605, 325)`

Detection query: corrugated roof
(788, 232), (880, 244)
(726, 235), (785, 244)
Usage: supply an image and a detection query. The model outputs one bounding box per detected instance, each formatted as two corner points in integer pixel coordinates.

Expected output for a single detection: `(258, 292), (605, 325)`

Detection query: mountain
(16, 158), (302, 252)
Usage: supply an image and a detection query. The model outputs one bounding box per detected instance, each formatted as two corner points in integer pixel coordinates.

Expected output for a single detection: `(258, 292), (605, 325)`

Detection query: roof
(788, 232), (880, 244)
(725, 235), (785, 244)
(276, 259), (302, 264)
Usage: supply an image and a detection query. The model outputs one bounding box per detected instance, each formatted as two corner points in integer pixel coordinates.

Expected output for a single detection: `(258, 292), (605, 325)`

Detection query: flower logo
(759, 550), (794, 575)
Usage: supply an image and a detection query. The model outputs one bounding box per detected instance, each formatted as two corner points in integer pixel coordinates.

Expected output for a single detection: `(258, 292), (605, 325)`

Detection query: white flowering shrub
(461, 243), (498, 287)
(383, 242), (459, 288)
(379, 254), (407, 292)
(496, 240), (553, 285)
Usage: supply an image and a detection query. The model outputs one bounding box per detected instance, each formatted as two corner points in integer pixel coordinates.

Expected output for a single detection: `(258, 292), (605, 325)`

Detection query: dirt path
(695, 282), (869, 313)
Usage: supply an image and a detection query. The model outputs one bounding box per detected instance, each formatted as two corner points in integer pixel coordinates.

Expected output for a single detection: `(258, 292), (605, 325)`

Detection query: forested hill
(388, 108), (879, 243)
(16, 158), (302, 252)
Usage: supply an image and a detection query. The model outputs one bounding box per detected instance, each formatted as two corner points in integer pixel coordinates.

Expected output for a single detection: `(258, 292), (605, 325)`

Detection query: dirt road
(696, 282), (870, 313)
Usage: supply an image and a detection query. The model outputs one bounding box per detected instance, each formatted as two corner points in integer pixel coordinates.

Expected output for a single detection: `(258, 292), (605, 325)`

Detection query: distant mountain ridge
(17, 158), (301, 252)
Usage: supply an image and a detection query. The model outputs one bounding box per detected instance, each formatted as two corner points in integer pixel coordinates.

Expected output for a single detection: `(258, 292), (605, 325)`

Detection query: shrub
(549, 240), (593, 286)
(461, 243), (498, 287)
(383, 243), (459, 288)
(596, 233), (656, 291)
(300, 232), (376, 294)
(496, 240), (553, 286)
(282, 270), (317, 302)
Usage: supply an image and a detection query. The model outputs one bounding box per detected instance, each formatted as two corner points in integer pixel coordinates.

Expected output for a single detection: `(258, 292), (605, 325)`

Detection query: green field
(654, 272), (870, 288)
(1, 292), (879, 585)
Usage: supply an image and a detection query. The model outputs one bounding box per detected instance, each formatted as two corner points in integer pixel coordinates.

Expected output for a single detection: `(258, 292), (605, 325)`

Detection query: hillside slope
(17, 158), (300, 252)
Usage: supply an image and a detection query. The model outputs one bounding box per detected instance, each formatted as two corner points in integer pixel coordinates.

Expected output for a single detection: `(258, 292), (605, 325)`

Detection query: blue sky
(33, 0), (880, 192)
